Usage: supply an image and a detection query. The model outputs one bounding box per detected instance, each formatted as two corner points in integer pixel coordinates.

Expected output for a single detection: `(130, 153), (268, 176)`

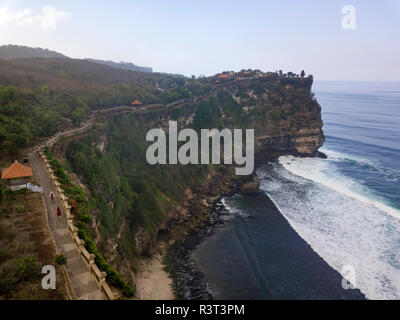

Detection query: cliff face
(135, 74), (325, 160)
(221, 76), (325, 159)
(62, 72), (325, 289)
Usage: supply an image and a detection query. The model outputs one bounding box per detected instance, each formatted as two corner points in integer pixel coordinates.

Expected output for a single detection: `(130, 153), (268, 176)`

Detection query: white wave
(319, 147), (379, 167)
(258, 163), (400, 300)
(278, 153), (400, 220)
(221, 197), (249, 219)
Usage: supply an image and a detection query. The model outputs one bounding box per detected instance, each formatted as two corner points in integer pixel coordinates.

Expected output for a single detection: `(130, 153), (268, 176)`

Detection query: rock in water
(316, 151), (328, 159)
(239, 174), (261, 195)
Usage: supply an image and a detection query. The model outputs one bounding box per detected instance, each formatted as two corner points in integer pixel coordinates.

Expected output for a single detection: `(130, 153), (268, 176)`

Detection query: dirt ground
(0, 191), (70, 299)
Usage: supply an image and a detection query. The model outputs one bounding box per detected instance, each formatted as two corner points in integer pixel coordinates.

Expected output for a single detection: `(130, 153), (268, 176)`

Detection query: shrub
(54, 254), (67, 266)
(16, 256), (40, 281)
(122, 285), (134, 297)
(79, 213), (92, 224)
(75, 221), (86, 230)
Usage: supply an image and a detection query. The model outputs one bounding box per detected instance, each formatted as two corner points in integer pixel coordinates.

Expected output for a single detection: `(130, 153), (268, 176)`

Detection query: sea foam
(278, 149), (400, 220)
(257, 160), (400, 299)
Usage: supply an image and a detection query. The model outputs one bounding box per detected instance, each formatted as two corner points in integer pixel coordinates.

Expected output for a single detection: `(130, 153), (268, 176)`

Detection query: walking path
(28, 117), (104, 300)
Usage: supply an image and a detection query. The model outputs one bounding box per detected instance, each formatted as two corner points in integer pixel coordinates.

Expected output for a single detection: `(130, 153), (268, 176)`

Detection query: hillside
(0, 57), (174, 157)
(85, 58), (152, 73)
(0, 45), (152, 74)
(0, 57), (161, 91)
(0, 45), (68, 59)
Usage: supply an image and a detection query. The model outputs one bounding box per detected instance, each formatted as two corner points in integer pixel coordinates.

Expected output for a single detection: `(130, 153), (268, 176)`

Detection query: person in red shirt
(56, 206), (62, 220)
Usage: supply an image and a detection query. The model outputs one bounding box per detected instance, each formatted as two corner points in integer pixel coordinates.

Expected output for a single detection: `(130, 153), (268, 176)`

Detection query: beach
(135, 253), (174, 300)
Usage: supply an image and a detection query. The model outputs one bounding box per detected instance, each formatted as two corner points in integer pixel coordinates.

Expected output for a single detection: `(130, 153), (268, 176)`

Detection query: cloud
(40, 5), (71, 30)
(0, 7), (31, 25)
(0, 5), (71, 30)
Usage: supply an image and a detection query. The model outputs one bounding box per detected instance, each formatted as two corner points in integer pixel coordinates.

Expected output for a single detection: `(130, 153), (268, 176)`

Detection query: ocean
(192, 81), (400, 300)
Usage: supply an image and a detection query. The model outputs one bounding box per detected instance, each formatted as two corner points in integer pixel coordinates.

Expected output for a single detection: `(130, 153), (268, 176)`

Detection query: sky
(0, 0), (399, 81)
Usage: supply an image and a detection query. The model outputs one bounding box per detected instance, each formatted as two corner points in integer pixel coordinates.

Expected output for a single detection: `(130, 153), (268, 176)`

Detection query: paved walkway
(29, 149), (104, 300)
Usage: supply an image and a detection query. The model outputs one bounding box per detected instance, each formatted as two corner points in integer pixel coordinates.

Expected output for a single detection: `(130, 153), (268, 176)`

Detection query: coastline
(135, 167), (248, 300)
(164, 167), (366, 300)
(164, 196), (238, 300)
(135, 251), (174, 300)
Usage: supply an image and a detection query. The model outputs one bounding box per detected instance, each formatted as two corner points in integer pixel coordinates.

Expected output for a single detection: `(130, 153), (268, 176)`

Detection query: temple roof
(1, 160), (33, 179)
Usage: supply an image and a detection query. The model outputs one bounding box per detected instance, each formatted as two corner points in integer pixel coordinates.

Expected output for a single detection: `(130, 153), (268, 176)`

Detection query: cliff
(133, 73), (325, 159)
(57, 71), (325, 292)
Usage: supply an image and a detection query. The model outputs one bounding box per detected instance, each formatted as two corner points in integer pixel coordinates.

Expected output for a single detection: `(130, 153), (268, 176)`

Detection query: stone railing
(38, 147), (119, 300)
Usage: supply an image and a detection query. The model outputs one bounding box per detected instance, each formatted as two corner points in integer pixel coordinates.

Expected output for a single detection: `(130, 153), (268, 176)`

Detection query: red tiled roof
(131, 100), (142, 105)
(219, 74), (228, 78)
(1, 160), (33, 179)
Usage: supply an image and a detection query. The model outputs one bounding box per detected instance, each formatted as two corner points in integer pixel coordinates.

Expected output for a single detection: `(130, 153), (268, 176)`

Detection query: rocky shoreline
(164, 171), (261, 300)
(166, 196), (235, 299)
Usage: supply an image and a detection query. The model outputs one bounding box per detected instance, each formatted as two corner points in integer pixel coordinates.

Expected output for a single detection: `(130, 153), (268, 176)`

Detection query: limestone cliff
(130, 73), (325, 160)
(62, 72), (325, 292)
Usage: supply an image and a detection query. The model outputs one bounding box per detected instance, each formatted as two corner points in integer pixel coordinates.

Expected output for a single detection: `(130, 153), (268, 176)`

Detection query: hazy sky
(0, 0), (399, 80)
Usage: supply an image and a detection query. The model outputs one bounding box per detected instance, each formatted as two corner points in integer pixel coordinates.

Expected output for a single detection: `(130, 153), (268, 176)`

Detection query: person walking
(56, 206), (62, 220)
(49, 191), (54, 201)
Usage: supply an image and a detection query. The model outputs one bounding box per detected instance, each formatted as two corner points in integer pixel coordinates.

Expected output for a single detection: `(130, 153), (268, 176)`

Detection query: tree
(41, 85), (50, 95)
(300, 70), (305, 78)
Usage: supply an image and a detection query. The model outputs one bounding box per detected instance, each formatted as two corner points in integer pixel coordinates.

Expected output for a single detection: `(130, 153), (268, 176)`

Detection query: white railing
(39, 148), (119, 300)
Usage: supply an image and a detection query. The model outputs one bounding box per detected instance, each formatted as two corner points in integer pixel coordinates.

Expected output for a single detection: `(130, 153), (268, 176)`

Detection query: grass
(0, 188), (68, 299)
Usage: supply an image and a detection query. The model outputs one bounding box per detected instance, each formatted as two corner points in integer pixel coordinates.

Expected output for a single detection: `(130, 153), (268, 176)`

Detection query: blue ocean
(192, 81), (400, 300)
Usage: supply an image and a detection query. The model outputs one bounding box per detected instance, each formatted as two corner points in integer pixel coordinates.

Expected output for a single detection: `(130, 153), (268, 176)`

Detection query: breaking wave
(257, 157), (400, 299)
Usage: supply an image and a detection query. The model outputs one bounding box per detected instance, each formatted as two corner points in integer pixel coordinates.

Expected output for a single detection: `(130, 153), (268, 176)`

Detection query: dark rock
(316, 151), (328, 159)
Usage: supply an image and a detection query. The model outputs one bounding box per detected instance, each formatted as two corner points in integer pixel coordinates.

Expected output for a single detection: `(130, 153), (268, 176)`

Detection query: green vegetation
(193, 98), (222, 130)
(0, 83), (85, 156)
(65, 115), (209, 251)
(0, 57), (174, 156)
(44, 148), (134, 297)
(0, 255), (40, 298)
(0, 186), (31, 214)
(54, 254), (67, 266)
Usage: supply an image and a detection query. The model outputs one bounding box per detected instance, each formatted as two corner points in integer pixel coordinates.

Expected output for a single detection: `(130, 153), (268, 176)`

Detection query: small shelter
(131, 100), (142, 106)
(1, 160), (33, 187)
